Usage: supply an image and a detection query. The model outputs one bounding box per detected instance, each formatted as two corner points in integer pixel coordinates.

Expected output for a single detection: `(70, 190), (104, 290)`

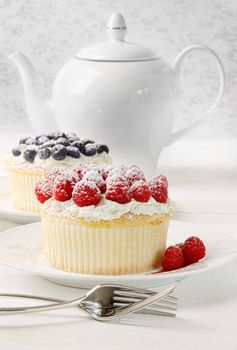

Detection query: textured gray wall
(0, 0), (236, 137)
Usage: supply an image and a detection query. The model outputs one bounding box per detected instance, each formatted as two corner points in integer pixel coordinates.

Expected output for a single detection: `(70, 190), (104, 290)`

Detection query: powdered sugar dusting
(54, 171), (78, 185)
(125, 165), (145, 185)
(83, 170), (104, 185)
(106, 168), (128, 184)
(37, 179), (53, 196)
(75, 178), (98, 190)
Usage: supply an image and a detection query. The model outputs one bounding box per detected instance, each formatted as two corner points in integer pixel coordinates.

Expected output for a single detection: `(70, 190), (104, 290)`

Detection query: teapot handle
(168, 45), (225, 144)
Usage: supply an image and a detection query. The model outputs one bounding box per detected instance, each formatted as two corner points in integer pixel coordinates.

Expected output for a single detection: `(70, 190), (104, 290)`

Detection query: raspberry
(119, 165), (129, 173)
(35, 179), (53, 203)
(72, 180), (101, 207)
(156, 175), (168, 186)
(176, 243), (184, 250)
(105, 181), (131, 204)
(73, 164), (84, 180)
(100, 165), (115, 180)
(149, 176), (168, 203)
(47, 168), (63, 182)
(161, 246), (184, 271)
(106, 168), (128, 184)
(182, 236), (206, 266)
(73, 163), (92, 180)
(83, 170), (106, 194)
(80, 164), (97, 176)
(130, 180), (150, 202)
(125, 165), (145, 185)
(53, 173), (77, 202)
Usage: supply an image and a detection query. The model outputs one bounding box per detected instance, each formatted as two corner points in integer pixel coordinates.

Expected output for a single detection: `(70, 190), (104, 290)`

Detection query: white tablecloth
(0, 139), (237, 350)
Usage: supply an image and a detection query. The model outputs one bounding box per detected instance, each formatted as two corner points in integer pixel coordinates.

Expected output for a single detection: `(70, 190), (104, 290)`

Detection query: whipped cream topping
(1, 151), (112, 170)
(43, 196), (174, 222)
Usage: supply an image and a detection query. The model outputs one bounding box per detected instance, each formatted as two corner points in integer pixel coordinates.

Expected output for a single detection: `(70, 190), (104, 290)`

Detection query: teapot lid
(76, 13), (158, 62)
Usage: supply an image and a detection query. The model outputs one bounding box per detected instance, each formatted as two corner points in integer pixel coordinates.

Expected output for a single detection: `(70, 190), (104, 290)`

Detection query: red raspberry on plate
(149, 176), (168, 203)
(182, 236), (206, 266)
(53, 173), (77, 202)
(105, 181), (132, 204)
(125, 165), (145, 186)
(161, 246), (184, 271)
(83, 170), (106, 194)
(130, 180), (150, 202)
(35, 179), (53, 203)
(47, 168), (64, 182)
(176, 243), (184, 250)
(72, 179), (101, 207)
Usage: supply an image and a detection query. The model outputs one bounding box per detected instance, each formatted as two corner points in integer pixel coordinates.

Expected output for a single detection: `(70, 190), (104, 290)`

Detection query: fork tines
(112, 285), (177, 317)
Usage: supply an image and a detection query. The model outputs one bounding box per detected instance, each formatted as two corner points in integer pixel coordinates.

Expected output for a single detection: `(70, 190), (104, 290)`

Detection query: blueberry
(43, 140), (56, 148)
(54, 132), (67, 139)
(72, 141), (85, 153)
(66, 146), (81, 159)
(36, 136), (49, 145)
(38, 147), (51, 159)
(35, 134), (44, 140)
(47, 132), (67, 140)
(68, 133), (80, 142)
(12, 147), (21, 157)
(19, 137), (29, 145)
(84, 143), (97, 156)
(47, 132), (57, 140)
(25, 137), (36, 145)
(96, 144), (109, 154)
(66, 132), (78, 139)
(23, 148), (37, 162)
(82, 139), (95, 145)
(68, 138), (79, 144)
(55, 137), (70, 147)
(51, 145), (67, 160)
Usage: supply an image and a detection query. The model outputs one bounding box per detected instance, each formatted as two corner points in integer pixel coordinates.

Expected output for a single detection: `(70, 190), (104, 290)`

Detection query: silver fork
(0, 287), (177, 317)
(0, 284), (176, 321)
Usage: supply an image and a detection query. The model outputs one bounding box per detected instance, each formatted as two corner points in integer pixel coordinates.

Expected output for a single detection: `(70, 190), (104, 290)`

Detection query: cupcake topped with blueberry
(7, 131), (111, 170)
(0, 131), (111, 213)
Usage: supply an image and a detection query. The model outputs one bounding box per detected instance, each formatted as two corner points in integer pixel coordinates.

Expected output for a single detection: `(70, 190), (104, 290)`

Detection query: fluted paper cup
(42, 212), (170, 275)
(8, 167), (46, 213)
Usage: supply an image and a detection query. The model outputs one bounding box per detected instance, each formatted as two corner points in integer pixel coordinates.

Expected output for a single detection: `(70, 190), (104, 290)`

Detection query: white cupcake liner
(8, 170), (44, 213)
(42, 215), (169, 275)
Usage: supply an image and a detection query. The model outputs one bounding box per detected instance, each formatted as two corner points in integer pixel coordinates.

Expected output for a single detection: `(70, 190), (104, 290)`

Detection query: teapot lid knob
(106, 13), (127, 41)
(77, 12), (157, 61)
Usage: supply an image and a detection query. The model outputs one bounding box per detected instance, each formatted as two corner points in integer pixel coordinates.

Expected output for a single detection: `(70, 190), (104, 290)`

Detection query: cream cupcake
(1, 132), (111, 213)
(36, 164), (174, 275)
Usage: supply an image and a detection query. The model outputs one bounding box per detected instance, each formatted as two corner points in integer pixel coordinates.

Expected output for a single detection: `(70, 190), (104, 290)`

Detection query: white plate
(0, 220), (236, 289)
(0, 193), (40, 224)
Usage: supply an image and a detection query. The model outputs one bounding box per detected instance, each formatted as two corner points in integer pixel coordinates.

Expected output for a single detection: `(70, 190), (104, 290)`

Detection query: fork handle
(0, 293), (64, 303)
(0, 295), (85, 314)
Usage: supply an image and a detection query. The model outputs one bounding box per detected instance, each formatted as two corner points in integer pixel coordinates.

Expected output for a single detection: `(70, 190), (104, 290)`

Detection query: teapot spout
(9, 52), (56, 132)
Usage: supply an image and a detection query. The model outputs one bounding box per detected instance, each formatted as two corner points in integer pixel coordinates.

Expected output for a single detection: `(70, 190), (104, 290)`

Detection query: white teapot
(10, 13), (225, 174)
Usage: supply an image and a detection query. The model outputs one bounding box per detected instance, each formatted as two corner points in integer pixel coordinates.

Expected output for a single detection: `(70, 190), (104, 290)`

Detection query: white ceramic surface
(0, 193), (40, 224)
(9, 13), (225, 175)
(0, 220), (236, 289)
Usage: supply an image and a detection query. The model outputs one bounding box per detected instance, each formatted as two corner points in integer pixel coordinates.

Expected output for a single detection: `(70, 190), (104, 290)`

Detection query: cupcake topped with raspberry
(37, 164), (174, 274)
(3, 131), (111, 171)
